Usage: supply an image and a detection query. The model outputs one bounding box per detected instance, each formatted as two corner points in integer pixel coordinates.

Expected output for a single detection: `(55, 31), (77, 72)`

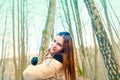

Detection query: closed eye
(57, 43), (62, 47)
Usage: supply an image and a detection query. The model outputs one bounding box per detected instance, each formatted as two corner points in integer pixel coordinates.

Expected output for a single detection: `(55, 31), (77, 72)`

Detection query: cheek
(58, 47), (63, 52)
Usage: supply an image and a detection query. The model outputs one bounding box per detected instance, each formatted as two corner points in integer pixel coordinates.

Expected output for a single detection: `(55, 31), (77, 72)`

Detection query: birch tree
(39, 0), (56, 60)
(84, 0), (120, 79)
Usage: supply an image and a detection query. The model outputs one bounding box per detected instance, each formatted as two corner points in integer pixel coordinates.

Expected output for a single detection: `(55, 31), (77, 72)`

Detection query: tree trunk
(39, 0), (56, 61)
(84, 0), (120, 79)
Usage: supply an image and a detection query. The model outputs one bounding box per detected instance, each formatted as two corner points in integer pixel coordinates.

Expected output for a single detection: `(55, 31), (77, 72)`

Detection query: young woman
(23, 31), (76, 80)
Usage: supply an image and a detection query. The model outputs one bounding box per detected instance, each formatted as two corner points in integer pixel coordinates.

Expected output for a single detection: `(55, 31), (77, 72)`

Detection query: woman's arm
(23, 58), (63, 80)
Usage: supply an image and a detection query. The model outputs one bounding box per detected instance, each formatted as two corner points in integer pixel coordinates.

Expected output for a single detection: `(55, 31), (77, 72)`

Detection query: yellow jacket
(23, 53), (64, 80)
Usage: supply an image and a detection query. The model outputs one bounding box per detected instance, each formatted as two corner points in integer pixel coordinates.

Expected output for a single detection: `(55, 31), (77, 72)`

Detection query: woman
(23, 31), (76, 80)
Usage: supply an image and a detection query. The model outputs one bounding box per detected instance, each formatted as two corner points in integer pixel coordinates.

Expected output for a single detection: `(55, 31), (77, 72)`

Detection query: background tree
(0, 0), (120, 80)
(39, 0), (56, 61)
(84, 0), (120, 79)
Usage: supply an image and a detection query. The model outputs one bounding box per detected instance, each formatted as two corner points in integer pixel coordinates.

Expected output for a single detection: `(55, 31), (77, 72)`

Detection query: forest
(0, 0), (120, 80)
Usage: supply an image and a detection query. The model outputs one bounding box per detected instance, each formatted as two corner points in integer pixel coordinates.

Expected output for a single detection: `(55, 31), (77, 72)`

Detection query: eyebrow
(54, 39), (63, 47)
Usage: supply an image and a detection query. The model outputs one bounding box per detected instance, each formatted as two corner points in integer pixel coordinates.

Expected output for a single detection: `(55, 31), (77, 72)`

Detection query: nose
(52, 42), (57, 48)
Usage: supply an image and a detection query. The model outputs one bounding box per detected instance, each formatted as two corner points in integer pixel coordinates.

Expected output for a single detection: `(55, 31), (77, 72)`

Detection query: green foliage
(42, 30), (47, 35)
(77, 65), (84, 76)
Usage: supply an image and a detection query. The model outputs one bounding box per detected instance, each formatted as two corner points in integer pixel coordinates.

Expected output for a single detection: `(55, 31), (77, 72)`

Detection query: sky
(0, 0), (120, 58)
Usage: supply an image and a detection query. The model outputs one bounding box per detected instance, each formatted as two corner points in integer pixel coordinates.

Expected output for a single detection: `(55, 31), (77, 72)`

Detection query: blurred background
(0, 0), (120, 80)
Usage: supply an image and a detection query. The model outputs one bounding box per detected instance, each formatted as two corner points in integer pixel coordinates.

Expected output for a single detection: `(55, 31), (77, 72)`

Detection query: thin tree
(39, 0), (56, 61)
(71, 0), (89, 77)
(1, 10), (8, 80)
(12, 0), (18, 79)
(17, 0), (21, 80)
(92, 24), (99, 80)
(20, 0), (28, 80)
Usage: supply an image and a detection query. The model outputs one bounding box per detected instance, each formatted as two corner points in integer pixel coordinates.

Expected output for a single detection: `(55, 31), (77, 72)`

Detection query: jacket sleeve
(23, 58), (63, 80)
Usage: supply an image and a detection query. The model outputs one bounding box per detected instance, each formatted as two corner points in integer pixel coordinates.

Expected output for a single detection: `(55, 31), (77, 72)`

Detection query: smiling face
(50, 36), (64, 53)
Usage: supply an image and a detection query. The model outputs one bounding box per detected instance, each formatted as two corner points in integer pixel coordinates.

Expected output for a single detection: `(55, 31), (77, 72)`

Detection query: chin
(50, 50), (55, 53)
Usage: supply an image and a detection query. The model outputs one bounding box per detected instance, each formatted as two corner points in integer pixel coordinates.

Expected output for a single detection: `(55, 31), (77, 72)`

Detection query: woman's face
(50, 36), (64, 53)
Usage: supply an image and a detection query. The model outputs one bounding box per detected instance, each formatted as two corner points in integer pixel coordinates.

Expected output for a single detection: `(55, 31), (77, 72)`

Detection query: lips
(51, 47), (56, 51)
